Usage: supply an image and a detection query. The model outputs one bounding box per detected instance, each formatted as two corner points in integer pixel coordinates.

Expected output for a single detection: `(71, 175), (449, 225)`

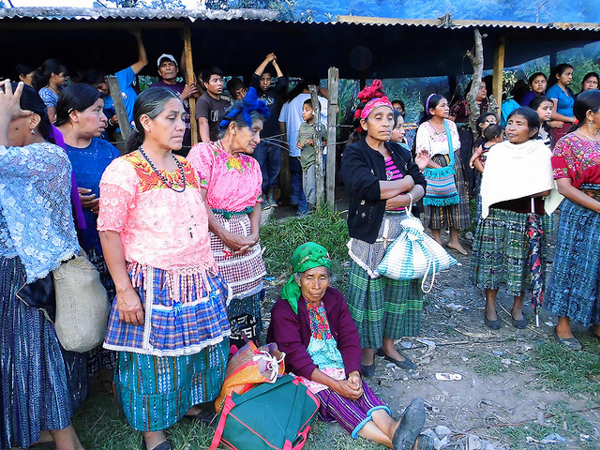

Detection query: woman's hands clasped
(333, 371), (363, 400)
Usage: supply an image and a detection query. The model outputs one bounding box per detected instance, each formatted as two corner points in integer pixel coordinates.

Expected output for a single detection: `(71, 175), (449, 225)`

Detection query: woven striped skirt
(211, 213), (266, 299)
(114, 339), (229, 431)
(546, 191), (600, 326)
(424, 153), (471, 231)
(0, 257), (74, 449)
(472, 208), (553, 296)
(315, 382), (388, 436)
(346, 212), (424, 349)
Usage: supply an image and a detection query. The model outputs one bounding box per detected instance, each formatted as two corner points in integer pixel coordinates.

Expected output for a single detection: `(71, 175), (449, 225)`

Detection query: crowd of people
(1, 49), (599, 450)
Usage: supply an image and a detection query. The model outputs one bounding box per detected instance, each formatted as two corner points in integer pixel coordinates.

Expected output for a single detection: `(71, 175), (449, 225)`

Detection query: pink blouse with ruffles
(186, 141), (263, 211)
(97, 152), (217, 274)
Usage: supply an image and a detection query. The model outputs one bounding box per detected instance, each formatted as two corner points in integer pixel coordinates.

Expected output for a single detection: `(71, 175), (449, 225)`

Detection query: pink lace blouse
(187, 141), (263, 211)
(97, 152), (217, 273)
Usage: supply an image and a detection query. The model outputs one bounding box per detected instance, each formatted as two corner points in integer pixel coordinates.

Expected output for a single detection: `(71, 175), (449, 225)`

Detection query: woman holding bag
(340, 80), (428, 377)
(0, 81), (85, 449)
(416, 94), (470, 255)
(98, 88), (230, 450)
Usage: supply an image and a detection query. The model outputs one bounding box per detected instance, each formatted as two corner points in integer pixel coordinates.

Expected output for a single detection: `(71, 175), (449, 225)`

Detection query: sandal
(392, 398), (426, 450)
(376, 348), (417, 371)
(142, 440), (173, 450)
(184, 408), (217, 425)
(484, 311), (501, 330)
(510, 309), (527, 329)
(553, 328), (582, 351)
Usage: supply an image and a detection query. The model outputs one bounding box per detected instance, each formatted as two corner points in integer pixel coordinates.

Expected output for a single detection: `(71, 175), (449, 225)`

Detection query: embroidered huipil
(187, 141), (263, 211)
(552, 134), (600, 189)
(98, 152), (230, 356)
(0, 143), (79, 282)
(415, 119), (461, 157)
(301, 300), (346, 394)
(187, 141), (266, 298)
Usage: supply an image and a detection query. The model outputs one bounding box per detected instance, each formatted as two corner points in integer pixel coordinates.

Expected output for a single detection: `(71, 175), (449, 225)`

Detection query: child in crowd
(471, 124), (504, 174)
(529, 96), (554, 148)
(297, 99), (325, 215)
(470, 123), (504, 221)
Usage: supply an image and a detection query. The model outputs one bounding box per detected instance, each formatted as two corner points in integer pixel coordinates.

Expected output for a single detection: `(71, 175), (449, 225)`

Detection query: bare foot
(32, 430), (54, 445)
(447, 242), (468, 255)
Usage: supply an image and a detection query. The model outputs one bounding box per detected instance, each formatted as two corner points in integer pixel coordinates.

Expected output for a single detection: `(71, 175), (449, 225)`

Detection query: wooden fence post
(309, 85), (324, 208)
(326, 67), (339, 208)
(493, 37), (506, 121)
(183, 24), (197, 146)
(106, 75), (132, 153)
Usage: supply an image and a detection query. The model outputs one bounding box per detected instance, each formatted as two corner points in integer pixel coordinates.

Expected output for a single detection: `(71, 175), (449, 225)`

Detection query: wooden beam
(326, 67), (339, 208)
(106, 75), (132, 152)
(493, 37), (506, 121)
(182, 24), (197, 146)
(466, 28), (484, 134)
(309, 84), (324, 208)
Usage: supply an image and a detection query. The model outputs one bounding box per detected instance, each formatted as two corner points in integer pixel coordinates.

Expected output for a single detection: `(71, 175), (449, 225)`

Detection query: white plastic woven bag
(375, 208), (457, 292)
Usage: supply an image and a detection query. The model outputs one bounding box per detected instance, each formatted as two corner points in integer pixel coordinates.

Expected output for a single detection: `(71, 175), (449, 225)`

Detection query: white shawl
(480, 139), (563, 219)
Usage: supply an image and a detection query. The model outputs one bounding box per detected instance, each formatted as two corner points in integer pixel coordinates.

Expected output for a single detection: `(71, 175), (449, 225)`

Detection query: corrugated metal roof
(0, 6), (278, 22)
(338, 15), (600, 32)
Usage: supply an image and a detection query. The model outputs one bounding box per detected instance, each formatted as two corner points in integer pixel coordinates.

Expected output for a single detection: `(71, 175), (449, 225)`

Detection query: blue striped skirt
(104, 263), (231, 356)
(114, 340), (229, 431)
(546, 188), (600, 326)
(0, 257), (75, 449)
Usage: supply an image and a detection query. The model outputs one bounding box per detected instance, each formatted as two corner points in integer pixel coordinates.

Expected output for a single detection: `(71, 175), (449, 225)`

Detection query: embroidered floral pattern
(552, 134), (600, 189)
(123, 152), (199, 192)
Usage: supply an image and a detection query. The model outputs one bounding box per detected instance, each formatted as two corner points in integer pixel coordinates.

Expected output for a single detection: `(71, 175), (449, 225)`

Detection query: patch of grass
(261, 206), (350, 291)
(470, 353), (508, 376)
(492, 401), (598, 450)
(530, 341), (600, 397)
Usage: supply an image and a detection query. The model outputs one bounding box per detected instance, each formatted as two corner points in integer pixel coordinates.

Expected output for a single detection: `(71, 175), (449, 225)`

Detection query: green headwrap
(280, 242), (332, 314)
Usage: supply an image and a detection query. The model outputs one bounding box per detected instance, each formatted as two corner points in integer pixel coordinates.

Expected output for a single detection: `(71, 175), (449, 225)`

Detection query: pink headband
(360, 96), (393, 120)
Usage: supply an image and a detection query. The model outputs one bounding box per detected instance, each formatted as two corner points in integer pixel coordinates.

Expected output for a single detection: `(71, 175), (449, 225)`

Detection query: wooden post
(182, 24), (197, 146)
(493, 37), (506, 121)
(309, 85), (324, 208)
(106, 75), (132, 151)
(466, 29), (484, 134)
(326, 67), (339, 208)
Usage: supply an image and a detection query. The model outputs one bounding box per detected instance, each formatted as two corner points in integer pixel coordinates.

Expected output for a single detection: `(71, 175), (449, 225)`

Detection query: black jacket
(340, 138), (426, 244)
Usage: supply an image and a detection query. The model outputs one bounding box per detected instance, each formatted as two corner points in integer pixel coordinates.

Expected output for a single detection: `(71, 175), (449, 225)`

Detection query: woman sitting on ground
(472, 107), (557, 330)
(268, 243), (433, 450)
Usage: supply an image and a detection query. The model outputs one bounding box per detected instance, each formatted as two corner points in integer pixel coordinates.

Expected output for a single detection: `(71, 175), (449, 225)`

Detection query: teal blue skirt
(114, 339), (229, 431)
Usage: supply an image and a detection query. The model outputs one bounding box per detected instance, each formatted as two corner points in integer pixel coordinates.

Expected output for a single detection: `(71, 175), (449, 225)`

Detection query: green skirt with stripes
(114, 339), (229, 431)
(347, 260), (423, 349)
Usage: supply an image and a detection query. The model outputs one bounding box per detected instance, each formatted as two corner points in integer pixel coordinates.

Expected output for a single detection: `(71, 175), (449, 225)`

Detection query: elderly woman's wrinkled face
(361, 106), (394, 142)
(505, 114), (537, 144)
(297, 266), (330, 304)
(231, 119), (263, 155)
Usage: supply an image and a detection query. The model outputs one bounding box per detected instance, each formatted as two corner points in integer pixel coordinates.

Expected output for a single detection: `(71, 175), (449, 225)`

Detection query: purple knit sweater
(267, 287), (362, 379)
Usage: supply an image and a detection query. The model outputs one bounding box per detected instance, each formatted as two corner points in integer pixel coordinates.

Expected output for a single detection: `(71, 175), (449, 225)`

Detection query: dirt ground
(260, 219), (600, 450)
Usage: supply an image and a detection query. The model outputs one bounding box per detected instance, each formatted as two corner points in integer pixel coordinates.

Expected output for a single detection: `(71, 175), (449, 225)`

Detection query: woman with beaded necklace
(98, 87), (230, 450)
(187, 87), (269, 333)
